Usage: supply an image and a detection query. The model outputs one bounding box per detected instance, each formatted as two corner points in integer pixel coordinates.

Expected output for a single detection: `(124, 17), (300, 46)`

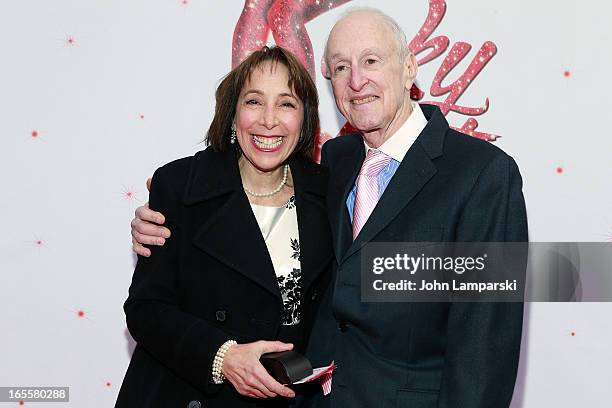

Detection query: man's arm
(131, 178), (171, 257)
(438, 153), (528, 408)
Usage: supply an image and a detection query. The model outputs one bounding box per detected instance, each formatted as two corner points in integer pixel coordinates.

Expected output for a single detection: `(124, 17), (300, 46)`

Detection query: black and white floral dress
(250, 196), (302, 325)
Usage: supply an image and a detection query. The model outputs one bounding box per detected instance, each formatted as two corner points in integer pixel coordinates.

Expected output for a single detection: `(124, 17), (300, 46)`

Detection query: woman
(116, 46), (333, 408)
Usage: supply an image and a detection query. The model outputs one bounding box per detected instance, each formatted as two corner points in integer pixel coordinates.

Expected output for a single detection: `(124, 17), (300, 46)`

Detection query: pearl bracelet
(212, 340), (237, 384)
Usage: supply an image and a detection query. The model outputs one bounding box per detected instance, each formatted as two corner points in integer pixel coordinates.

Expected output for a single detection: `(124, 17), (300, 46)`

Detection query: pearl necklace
(243, 164), (289, 197)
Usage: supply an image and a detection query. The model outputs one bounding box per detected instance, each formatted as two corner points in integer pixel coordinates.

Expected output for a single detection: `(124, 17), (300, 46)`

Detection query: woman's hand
(222, 340), (296, 399)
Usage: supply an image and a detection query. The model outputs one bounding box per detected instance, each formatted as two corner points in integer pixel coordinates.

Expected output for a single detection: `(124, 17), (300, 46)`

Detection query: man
(131, 8), (527, 407)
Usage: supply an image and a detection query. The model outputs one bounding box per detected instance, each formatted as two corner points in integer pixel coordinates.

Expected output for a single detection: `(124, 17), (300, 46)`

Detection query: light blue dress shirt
(345, 103), (428, 222)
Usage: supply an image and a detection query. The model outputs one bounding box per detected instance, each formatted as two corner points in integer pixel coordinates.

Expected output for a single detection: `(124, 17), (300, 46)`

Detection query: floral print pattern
(250, 196), (302, 326)
(277, 267), (301, 325)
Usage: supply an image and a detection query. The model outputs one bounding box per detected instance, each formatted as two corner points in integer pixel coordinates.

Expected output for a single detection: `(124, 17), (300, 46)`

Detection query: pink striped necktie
(352, 149), (391, 240)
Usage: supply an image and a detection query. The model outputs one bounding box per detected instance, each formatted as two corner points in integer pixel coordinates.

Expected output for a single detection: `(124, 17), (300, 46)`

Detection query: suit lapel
(184, 149), (282, 301)
(341, 104), (448, 262)
(343, 143), (436, 261)
(327, 133), (365, 264)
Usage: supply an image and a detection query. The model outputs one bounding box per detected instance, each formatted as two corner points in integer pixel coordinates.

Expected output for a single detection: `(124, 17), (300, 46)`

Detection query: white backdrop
(1, 0), (612, 406)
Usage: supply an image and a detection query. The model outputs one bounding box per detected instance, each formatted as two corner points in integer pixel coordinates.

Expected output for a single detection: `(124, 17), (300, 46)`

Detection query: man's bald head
(323, 7), (409, 73)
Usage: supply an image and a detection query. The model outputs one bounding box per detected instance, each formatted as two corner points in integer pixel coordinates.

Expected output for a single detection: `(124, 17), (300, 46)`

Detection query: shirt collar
(364, 102), (428, 162)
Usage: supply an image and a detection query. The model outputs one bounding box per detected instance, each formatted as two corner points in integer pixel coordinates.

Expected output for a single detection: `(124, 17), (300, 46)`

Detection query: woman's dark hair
(206, 46), (319, 162)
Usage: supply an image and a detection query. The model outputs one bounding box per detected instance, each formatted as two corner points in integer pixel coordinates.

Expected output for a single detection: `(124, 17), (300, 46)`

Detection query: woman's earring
(230, 124), (237, 144)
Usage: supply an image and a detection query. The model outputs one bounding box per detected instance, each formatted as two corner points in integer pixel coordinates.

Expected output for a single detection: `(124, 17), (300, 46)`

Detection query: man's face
(325, 13), (416, 141)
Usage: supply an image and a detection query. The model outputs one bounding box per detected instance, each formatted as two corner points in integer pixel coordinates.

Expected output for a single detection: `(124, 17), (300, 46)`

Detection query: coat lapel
(290, 158), (334, 299)
(326, 133), (365, 264)
(341, 105), (448, 262)
(182, 149), (334, 303)
(184, 149), (282, 301)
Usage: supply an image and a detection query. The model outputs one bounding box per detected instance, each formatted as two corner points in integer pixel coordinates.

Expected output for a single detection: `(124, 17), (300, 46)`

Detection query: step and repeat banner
(1, 0), (611, 406)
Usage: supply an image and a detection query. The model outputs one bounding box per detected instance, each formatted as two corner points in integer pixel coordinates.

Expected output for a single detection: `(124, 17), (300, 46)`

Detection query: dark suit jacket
(115, 148), (333, 408)
(303, 104), (528, 408)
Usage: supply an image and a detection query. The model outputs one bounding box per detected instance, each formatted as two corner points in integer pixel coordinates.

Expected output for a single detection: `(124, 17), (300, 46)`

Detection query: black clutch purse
(260, 351), (313, 384)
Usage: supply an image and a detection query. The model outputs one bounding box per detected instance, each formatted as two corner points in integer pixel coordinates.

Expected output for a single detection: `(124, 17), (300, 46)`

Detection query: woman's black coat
(116, 148), (333, 408)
